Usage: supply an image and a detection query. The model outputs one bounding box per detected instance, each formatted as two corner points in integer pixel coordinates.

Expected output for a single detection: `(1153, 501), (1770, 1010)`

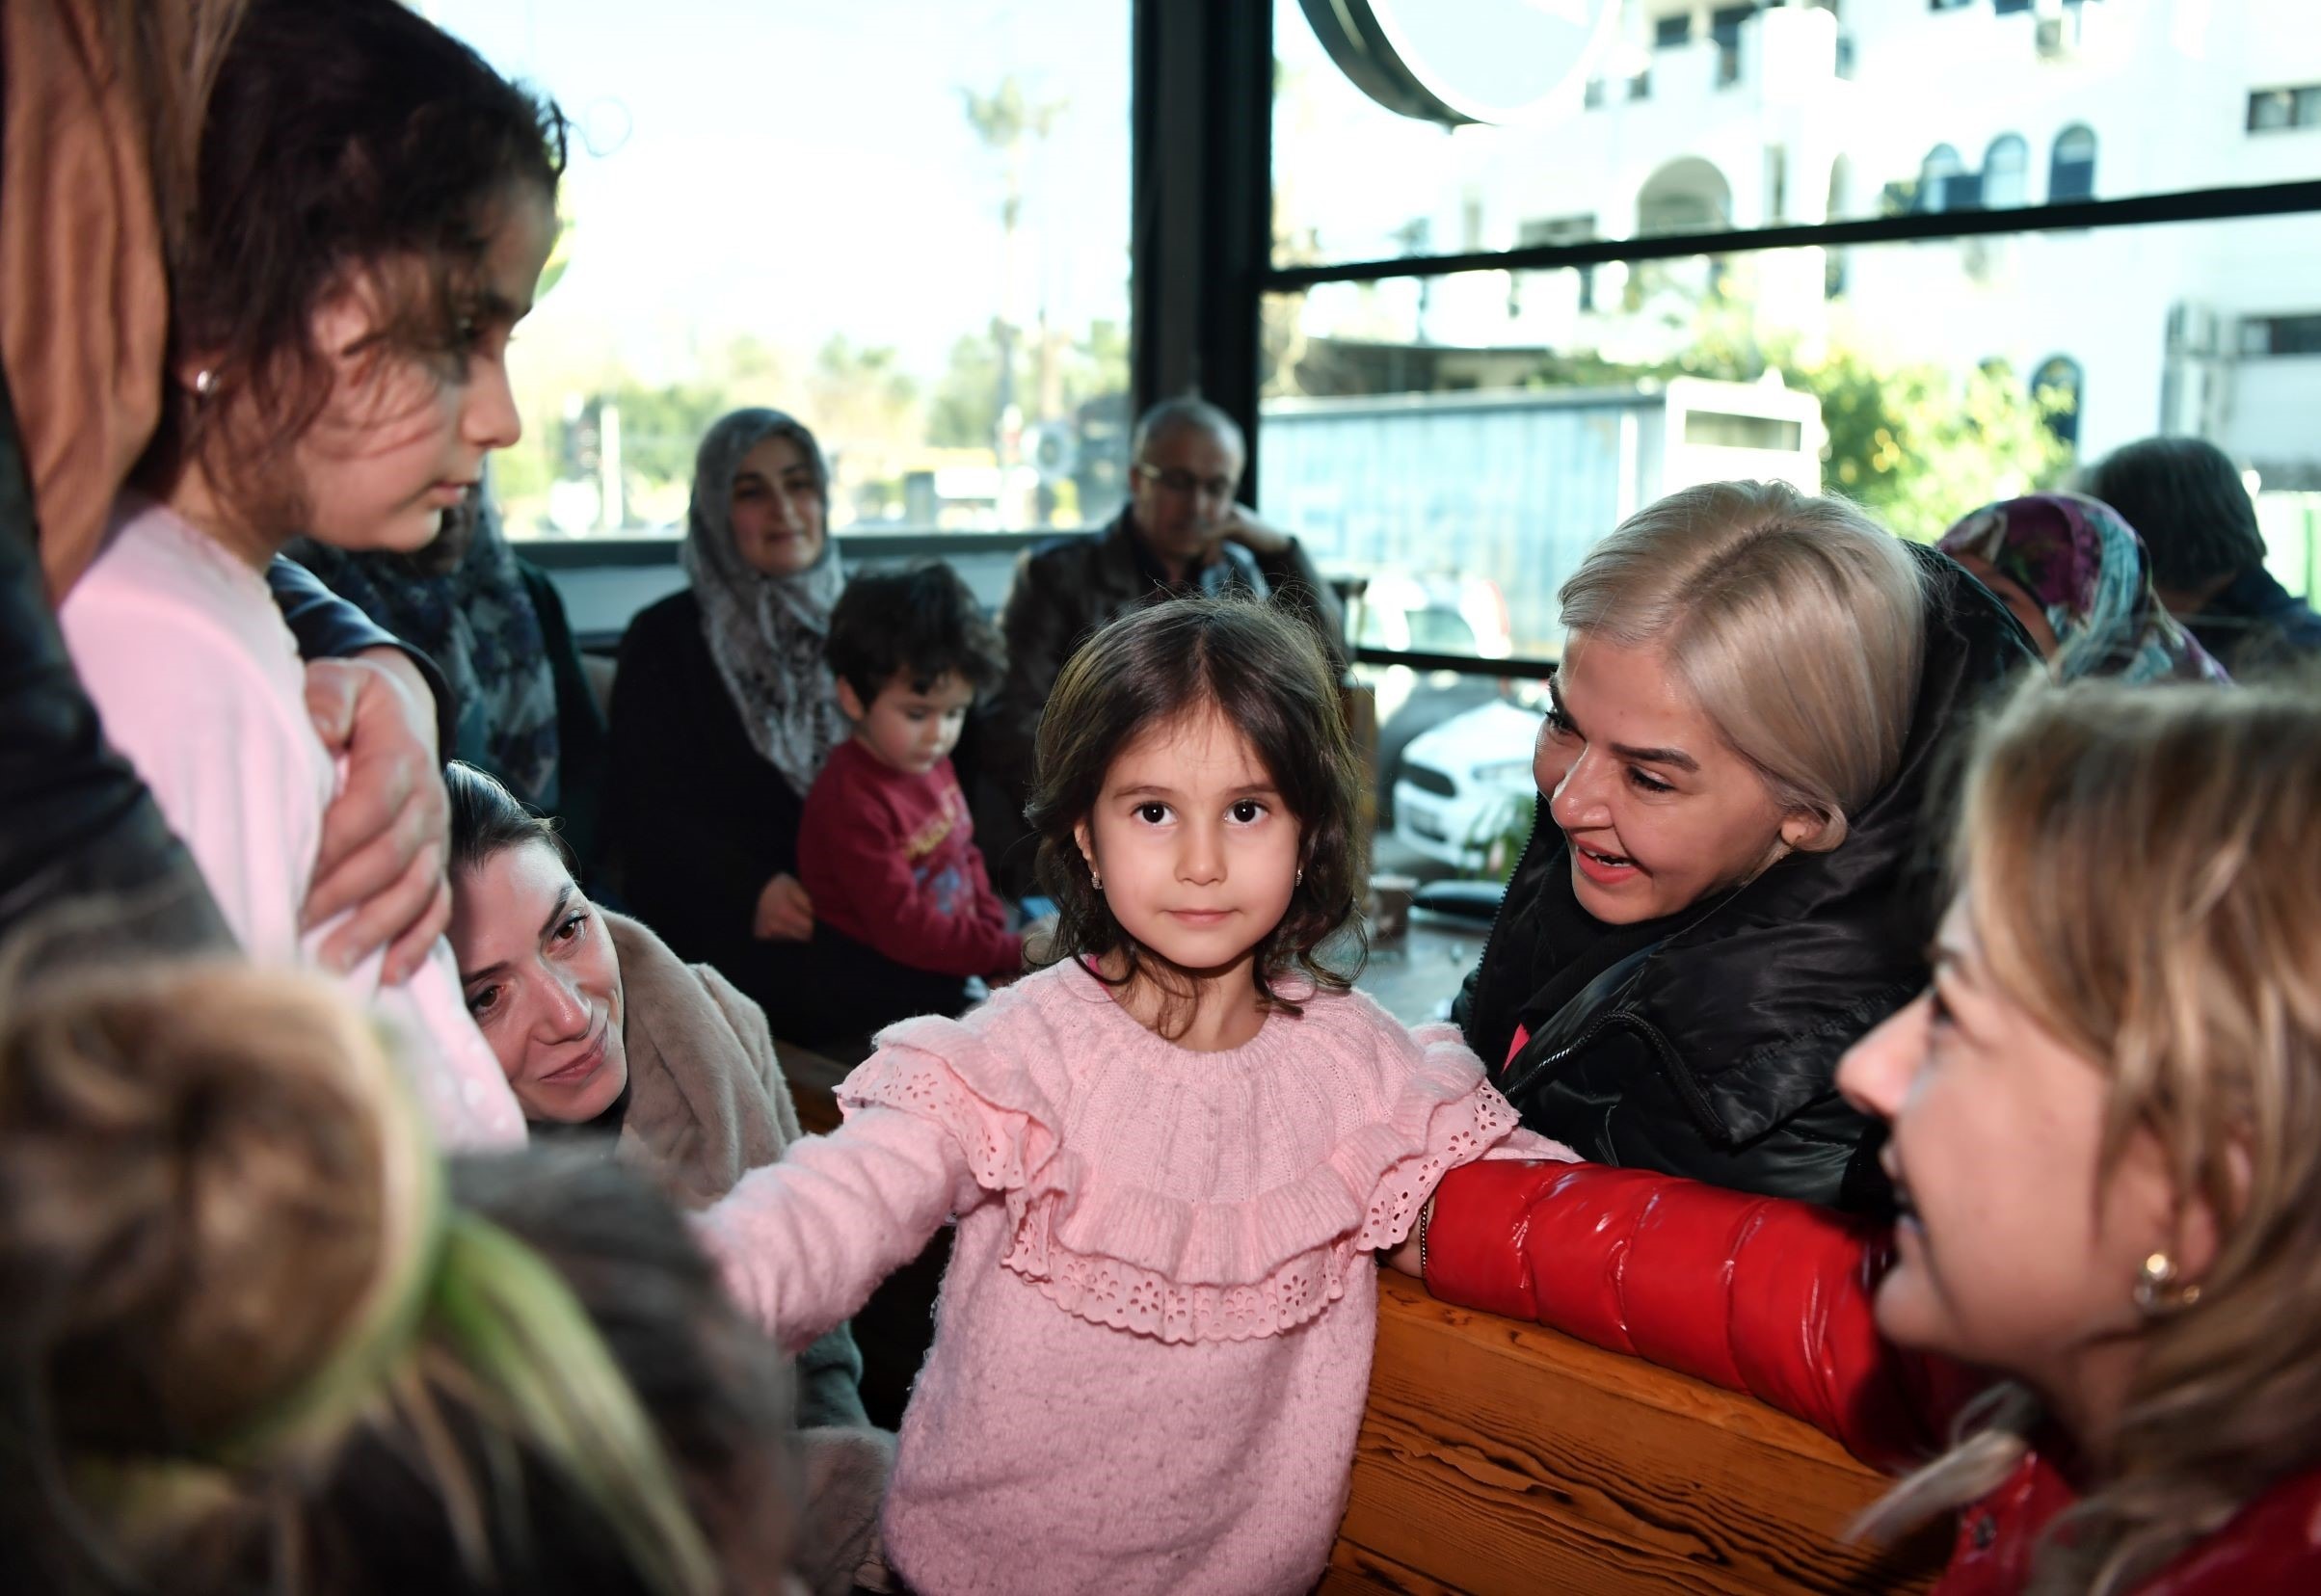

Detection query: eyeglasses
(1134, 463), (1240, 501)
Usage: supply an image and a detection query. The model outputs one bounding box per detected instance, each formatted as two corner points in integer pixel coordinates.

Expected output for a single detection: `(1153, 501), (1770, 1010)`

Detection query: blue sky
(427, 0), (1133, 386)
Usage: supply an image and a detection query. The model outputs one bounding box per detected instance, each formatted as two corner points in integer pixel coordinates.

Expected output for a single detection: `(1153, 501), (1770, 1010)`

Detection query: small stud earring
(1295, 866), (1304, 888)
(191, 368), (218, 398)
(1090, 868), (1103, 891)
(2133, 1251), (2201, 1317)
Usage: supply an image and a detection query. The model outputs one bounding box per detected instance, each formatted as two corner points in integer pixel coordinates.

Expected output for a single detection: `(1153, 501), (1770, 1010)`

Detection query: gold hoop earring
(2133, 1251), (2201, 1317)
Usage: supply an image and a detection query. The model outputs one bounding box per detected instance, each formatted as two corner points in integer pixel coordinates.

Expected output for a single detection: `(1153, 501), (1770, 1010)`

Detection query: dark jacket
(974, 507), (1347, 894)
(1426, 1157), (2321, 1596)
(2184, 563), (2321, 678)
(606, 589), (963, 1054)
(1454, 545), (2033, 1210)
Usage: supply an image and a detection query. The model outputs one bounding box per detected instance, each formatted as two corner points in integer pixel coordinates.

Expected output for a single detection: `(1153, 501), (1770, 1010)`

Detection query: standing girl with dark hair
(702, 597), (1563, 1596)
(55, 0), (564, 1145)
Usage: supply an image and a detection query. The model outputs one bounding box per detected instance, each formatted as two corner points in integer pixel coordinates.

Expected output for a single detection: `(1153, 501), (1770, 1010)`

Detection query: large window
(1260, 213), (2321, 657)
(1272, 0), (2319, 268)
(1267, 0), (2321, 659)
(431, 1), (1131, 539)
(1257, 0), (2317, 878)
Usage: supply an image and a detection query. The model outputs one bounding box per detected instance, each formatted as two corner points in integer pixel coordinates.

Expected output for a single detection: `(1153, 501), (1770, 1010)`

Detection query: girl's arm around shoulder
(1422, 1159), (1947, 1472)
(696, 1104), (983, 1351)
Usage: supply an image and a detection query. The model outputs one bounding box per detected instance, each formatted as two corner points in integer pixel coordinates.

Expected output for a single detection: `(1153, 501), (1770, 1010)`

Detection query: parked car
(1344, 571), (1515, 824)
(1392, 697), (1544, 871)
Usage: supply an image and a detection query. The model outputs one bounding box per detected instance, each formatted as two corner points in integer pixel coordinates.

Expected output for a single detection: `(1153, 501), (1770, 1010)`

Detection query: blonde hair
(1856, 678), (2321, 1593)
(1558, 481), (1926, 850)
(0, 960), (722, 1596)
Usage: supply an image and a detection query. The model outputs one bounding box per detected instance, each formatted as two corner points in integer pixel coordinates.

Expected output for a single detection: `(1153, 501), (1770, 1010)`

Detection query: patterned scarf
(1939, 491), (2229, 686)
(681, 409), (848, 797)
(289, 491), (562, 803)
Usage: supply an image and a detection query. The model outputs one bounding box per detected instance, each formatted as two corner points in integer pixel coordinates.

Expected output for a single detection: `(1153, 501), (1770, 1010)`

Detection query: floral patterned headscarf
(680, 408), (848, 797)
(1938, 492), (2230, 685)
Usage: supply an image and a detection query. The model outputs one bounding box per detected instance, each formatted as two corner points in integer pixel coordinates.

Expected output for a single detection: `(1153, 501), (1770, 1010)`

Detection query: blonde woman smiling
(1455, 481), (2033, 1208)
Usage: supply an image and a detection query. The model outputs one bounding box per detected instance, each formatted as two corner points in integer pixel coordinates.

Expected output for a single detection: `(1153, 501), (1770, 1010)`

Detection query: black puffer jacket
(1454, 545), (2033, 1210)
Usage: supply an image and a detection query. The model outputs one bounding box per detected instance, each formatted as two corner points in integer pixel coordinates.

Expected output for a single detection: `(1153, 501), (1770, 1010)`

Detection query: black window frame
(1134, 2), (2321, 676)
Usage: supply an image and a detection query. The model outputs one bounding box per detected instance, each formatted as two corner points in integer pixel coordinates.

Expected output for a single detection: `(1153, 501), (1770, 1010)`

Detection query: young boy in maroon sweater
(798, 564), (1021, 1036)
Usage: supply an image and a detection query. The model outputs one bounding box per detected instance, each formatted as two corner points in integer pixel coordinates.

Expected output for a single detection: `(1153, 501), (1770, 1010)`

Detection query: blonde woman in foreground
(1409, 678), (2321, 1594)
(0, 961), (808, 1596)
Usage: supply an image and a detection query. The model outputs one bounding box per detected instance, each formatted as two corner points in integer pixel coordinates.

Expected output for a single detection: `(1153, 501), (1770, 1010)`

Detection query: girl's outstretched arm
(696, 1106), (983, 1351)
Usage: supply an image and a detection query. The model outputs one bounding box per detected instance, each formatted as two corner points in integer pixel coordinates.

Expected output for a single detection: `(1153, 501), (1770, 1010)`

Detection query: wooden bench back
(1324, 1273), (1946, 1595)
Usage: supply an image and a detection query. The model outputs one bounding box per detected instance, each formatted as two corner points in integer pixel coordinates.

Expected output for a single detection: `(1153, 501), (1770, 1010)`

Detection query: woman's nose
(1548, 747), (1612, 832)
(1836, 993), (1928, 1122)
(540, 970), (591, 1038)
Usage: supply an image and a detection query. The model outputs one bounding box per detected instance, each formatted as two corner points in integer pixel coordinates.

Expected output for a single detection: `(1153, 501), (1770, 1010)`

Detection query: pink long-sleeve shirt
(700, 959), (1561, 1596)
(57, 498), (524, 1149)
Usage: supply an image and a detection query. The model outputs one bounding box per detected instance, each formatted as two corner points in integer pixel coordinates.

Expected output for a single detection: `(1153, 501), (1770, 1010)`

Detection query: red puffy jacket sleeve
(1424, 1159), (1967, 1474)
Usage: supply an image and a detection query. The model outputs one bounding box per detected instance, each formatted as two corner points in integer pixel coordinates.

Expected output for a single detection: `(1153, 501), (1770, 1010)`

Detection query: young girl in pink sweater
(704, 597), (1565, 1595)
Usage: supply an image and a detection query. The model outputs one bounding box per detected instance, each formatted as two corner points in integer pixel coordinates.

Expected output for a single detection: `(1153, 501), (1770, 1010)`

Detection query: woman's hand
(302, 651), (450, 982)
(754, 871), (814, 941)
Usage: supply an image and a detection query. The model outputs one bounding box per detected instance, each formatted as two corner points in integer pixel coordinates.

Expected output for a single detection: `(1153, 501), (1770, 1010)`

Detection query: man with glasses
(973, 395), (1344, 894)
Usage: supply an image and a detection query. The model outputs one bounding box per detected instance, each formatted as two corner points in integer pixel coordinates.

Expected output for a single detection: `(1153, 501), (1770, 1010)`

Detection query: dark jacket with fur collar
(1454, 545), (2034, 1210)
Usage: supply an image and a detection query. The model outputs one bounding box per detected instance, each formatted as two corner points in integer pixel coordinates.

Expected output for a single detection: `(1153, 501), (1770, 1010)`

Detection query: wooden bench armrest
(1325, 1272), (1944, 1594)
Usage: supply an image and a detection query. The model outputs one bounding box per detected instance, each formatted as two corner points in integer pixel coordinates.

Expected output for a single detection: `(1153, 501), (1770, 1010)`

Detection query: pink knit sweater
(700, 959), (1561, 1596)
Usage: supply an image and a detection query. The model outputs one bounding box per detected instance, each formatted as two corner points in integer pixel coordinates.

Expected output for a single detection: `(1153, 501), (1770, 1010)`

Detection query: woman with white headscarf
(606, 408), (858, 1047)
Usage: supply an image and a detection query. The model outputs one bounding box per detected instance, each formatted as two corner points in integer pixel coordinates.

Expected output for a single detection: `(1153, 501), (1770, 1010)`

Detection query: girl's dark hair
(447, 760), (573, 876)
(825, 563), (1005, 705)
(143, 0), (567, 528)
(1026, 597), (1366, 1026)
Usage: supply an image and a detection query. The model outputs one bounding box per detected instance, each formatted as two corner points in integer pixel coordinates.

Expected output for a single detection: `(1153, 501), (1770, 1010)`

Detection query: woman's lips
(539, 1023), (607, 1086)
(1571, 839), (1641, 887)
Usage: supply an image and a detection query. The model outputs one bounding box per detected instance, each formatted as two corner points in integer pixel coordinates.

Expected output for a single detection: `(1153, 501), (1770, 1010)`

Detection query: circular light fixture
(1296, 0), (1617, 127)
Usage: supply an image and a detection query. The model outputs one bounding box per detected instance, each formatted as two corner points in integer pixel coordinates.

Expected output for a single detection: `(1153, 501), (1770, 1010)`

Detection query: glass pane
(1273, 0), (2321, 269)
(1257, 212), (2321, 661)
(432, 1), (1130, 538)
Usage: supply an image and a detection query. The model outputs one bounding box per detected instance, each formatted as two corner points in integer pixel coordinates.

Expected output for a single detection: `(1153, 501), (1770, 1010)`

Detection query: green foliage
(1528, 288), (2072, 541)
(927, 320), (1130, 450)
(929, 327), (1006, 449)
(1808, 347), (2073, 540)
